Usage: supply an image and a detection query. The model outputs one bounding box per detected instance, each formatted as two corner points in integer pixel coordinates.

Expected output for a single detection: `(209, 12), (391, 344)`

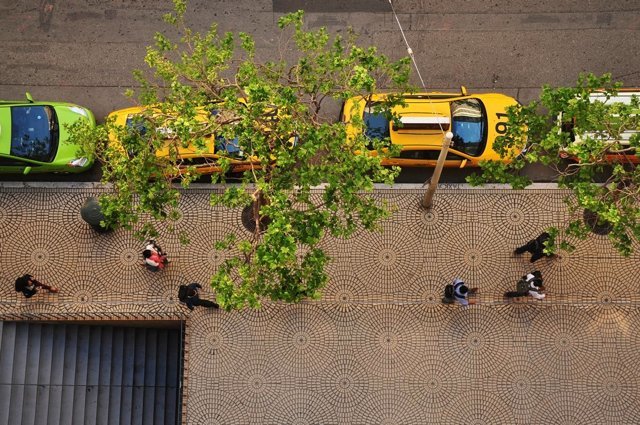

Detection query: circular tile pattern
(268, 305), (337, 378)
(585, 270), (628, 320)
(171, 193), (214, 229)
(444, 391), (512, 424)
(318, 354), (370, 412)
(352, 306), (426, 377)
(0, 193), (25, 238)
(406, 275), (455, 322)
(620, 309), (640, 371)
(232, 353), (282, 412)
(59, 193), (106, 240)
(533, 391), (606, 424)
(235, 301), (278, 330)
(321, 270), (368, 326)
(491, 194), (543, 242)
(501, 302), (540, 323)
(61, 274), (109, 313)
(438, 307), (511, 379)
(91, 232), (150, 294)
(436, 224), (503, 286)
(17, 190), (70, 211)
(263, 389), (336, 424)
(494, 359), (550, 409)
(407, 356), (462, 412)
(3, 222), (78, 286)
(145, 270), (186, 309)
(186, 388), (248, 425)
(179, 222), (241, 284)
(585, 359), (636, 413)
(317, 227), (366, 260)
(352, 224), (423, 294)
(397, 196), (455, 240)
(527, 307), (599, 378)
(526, 247), (590, 296)
(371, 190), (421, 210)
(352, 389), (423, 424)
(446, 192), (495, 213)
(189, 310), (250, 379)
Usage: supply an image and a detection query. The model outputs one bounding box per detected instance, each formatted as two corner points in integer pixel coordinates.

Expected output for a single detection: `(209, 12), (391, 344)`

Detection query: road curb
(0, 181), (562, 190)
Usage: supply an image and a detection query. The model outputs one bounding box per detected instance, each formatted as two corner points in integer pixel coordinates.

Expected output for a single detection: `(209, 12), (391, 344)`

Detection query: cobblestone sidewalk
(0, 186), (638, 424)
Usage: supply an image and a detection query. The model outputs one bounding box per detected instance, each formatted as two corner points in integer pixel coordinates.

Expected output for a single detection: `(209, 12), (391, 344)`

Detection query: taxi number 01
(495, 113), (508, 135)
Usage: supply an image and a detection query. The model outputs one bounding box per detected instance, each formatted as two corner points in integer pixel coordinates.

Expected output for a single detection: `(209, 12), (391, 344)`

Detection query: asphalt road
(0, 0), (638, 183)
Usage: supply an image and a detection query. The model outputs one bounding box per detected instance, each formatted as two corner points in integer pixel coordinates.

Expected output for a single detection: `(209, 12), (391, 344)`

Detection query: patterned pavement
(1, 185), (639, 424)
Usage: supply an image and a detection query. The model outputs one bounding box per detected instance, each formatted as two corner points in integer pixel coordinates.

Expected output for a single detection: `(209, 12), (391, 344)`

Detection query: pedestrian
(504, 271), (546, 300)
(442, 278), (477, 306)
(14, 274), (59, 298)
(178, 283), (219, 310)
(514, 232), (554, 263)
(143, 240), (168, 271)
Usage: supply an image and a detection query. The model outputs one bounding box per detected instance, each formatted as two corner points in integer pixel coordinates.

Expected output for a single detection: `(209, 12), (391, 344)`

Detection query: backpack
(444, 284), (454, 299)
(516, 277), (529, 293)
(15, 275), (29, 292)
(178, 285), (189, 302)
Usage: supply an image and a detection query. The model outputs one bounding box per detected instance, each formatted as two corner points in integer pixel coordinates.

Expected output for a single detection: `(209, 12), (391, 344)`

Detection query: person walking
(14, 274), (59, 298)
(514, 232), (554, 263)
(504, 271), (546, 300)
(442, 278), (477, 306)
(178, 283), (219, 310)
(143, 240), (168, 271)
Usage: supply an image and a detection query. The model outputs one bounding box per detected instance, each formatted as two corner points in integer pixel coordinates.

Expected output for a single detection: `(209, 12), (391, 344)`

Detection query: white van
(560, 90), (640, 162)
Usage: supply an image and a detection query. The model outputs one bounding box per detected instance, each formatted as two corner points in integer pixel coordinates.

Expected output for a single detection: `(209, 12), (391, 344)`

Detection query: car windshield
(125, 115), (148, 135)
(10, 105), (58, 162)
(450, 99), (486, 157)
(363, 103), (390, 140)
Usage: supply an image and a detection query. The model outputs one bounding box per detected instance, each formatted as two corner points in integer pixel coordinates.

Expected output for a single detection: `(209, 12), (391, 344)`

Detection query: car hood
(54, 104), (96, 163)
(478, 93), (520, 161)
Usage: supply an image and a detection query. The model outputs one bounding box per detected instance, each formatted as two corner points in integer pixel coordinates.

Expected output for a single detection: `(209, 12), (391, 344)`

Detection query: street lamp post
(422, 131), (453, 210)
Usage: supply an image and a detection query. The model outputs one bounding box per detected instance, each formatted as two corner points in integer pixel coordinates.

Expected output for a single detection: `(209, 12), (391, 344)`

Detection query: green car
(0, 93), (95, 174)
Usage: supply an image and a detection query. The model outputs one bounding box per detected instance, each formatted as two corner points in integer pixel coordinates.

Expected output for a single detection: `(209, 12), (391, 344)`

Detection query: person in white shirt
(504, 271), (545, 300)
(451, 278), (477, 306)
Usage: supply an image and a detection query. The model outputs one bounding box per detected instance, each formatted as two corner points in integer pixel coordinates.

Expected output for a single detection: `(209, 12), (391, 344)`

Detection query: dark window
(180, 157), (216, 166)
(215, 136), (244, 158)
(10, 105), (58, 162)
(125, 115), (148, 136)
(450, 99), (487, 157)
(363, 104), (390, 141)
(397, 150), (464, 161)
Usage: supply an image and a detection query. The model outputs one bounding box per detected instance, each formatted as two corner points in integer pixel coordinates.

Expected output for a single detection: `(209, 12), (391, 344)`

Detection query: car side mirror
(25, 92), (34, 103)
(23, 166), (32, 175)
(459, 159), (468, 168)
(460, 86), (468, 96)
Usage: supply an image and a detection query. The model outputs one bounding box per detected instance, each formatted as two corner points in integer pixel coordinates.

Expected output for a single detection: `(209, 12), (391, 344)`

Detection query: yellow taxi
(342, 88), (520, 167)
(107, 106), (260, 176)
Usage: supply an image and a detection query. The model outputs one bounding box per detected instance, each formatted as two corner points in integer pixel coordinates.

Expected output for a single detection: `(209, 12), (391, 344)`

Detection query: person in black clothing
(14, 274), (59, 298)
(178, 283), (219, 310)
(514, 232), (554, 263)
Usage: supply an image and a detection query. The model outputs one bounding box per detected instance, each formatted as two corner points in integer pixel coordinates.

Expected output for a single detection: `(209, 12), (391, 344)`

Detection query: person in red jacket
(143, 240), (168, 271)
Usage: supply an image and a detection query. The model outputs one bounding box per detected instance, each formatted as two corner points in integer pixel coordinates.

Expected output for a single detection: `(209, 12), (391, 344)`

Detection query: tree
(71, 0), (412, 309)
(468, 73), (640, 256)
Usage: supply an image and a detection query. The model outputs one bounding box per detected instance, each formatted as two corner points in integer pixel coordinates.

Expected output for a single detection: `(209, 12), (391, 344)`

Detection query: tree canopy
(469, 73), (640, 256)
(71, 0), (413, 309)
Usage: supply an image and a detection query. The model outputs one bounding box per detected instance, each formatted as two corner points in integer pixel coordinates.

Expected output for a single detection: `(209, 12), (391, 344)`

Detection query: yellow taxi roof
(107, 106), (216, 157)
